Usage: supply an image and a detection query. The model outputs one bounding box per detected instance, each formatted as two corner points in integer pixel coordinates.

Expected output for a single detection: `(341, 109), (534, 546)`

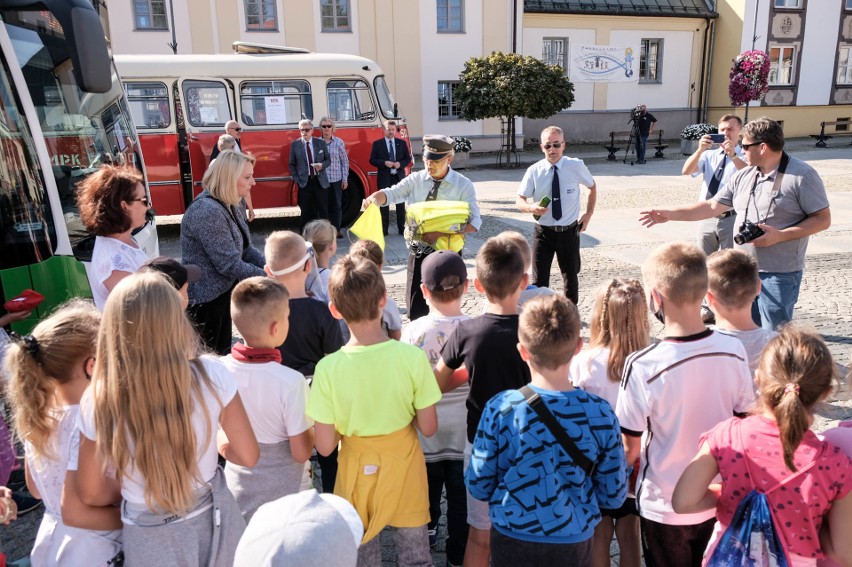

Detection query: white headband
(269, 243), (314, 276)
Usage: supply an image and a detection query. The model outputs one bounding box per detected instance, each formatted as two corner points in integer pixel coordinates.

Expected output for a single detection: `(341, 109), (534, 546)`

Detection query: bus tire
(341, 172), (364, 228)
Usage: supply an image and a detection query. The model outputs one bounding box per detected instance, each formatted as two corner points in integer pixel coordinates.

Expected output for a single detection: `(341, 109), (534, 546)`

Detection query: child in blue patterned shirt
(466, 294), (627, 567)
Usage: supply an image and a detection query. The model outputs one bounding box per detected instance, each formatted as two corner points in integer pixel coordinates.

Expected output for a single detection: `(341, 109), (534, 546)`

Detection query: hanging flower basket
(729, 50), (770, 107)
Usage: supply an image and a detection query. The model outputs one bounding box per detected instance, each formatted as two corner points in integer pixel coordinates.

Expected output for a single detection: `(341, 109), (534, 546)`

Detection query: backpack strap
(738, 423), (819, 495)
(519, 385), (596, 477)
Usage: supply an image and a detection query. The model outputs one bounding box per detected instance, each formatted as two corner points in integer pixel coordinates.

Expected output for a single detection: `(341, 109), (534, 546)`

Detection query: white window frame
(133, 0), (168, 31)
(438, 81), (461, 120)
(838, 45), (852, 85)
(437, 0), (464, 34)
(774, 0), (802, 7)
(320, 0), (351, 33)
(640, 39), (663, 83)
(542, 38), (568, 73)
(244, 0), (278, 31)
(769, 45), (797, 86)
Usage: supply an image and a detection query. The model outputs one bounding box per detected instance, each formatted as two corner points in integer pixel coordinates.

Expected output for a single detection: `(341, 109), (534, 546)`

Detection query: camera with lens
(733, 220), (765, 245)
(630, 105), (643, 121)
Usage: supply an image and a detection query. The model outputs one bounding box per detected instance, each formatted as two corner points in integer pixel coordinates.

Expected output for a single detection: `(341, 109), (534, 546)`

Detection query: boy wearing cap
(138, 256), (202, 308)
(400, 250), (471, 565)
(365, 134), (482, 321)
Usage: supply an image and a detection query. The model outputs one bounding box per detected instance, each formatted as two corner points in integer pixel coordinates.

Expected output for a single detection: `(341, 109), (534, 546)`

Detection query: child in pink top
(819, 415), (852, 566)
(673, 327), (852, 566)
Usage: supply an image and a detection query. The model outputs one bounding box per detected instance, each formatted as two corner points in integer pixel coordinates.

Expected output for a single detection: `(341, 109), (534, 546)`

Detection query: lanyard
(744, 152), (789, 225)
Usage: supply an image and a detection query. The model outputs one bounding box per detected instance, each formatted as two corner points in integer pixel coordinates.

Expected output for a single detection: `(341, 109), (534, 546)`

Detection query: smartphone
(533, 196), (551, 220)
(709, 133), (726, 143)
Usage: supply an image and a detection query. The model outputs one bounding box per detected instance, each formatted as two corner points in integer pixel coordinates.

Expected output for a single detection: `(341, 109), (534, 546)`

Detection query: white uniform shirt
(518, 156), (594, 227)
(693, 145), (745, 201)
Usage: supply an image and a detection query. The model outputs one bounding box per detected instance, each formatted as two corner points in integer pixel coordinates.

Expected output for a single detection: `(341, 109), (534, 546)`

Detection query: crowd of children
(2, 223), (852, 567)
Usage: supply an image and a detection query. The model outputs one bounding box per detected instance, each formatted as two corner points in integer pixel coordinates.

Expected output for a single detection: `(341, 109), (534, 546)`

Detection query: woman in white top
(4, 300), (122, 566)
(74, 272), (259, 566)
(76, 166), (151, 310)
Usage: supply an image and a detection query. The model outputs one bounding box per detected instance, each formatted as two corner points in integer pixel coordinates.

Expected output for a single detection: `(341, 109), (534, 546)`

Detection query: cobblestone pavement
(3, 139), (850, 565)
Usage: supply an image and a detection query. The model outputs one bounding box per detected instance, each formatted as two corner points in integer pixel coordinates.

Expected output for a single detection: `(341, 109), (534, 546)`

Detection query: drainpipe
(512, 0), (518, 53)
(697, 17), (711, 124)
(702, 18), (717, 124)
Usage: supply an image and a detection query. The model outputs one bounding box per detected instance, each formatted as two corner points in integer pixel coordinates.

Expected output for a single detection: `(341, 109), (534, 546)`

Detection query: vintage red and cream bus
(115, 43), (411, 225)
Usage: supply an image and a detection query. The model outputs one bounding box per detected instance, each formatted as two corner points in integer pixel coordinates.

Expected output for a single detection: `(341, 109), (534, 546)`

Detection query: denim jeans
(636, 134), (649, 162)
(751, 270), (802, 331)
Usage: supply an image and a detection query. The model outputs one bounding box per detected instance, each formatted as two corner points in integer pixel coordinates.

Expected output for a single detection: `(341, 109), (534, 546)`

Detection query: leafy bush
(681, 123), (718, 140)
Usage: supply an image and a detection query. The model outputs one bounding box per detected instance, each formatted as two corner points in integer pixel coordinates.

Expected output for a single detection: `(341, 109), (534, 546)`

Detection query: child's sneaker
(428, 526), (438, 547)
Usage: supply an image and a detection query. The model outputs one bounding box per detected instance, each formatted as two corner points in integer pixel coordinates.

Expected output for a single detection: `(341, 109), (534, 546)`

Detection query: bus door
(176, 77), (234, 201)
(125, 81), (184, 214)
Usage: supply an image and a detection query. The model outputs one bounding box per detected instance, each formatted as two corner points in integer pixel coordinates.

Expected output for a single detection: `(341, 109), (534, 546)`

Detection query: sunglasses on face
(542, 142), (563, 150)
(741, 141), (762, 150)
(321, 124), (333, 129)
(130, 197), (150, 207)
(300, 128), (313, 132)
(229, 127), (242, 132)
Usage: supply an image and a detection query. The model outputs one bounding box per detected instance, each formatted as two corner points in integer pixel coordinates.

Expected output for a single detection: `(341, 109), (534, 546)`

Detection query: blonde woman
(210, 136), (254, 221)
(4, 300), (122, 566)
(181, 150), (265, 354)
(75, 272), (258, 566)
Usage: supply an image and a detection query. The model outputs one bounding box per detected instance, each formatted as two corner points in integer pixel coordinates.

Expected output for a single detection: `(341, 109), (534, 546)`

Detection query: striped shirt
(323, 135), (349, 183)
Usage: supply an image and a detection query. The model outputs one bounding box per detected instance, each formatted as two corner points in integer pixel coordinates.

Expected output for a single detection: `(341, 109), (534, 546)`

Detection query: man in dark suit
(289, 119), (331, 230)
(210, 120), (242, 161)
(370, 120), (411, 235)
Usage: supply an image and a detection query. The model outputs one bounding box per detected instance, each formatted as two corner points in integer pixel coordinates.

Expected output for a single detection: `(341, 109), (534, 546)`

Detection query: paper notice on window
(200, 106), (219, 124)
(265, 96), (288, 124)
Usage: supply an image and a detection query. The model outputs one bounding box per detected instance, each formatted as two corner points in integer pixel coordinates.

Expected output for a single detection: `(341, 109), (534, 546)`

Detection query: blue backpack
(707, 432), (817, 567)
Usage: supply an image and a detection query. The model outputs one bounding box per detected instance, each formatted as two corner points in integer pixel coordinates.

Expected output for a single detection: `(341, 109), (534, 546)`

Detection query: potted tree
(680, 123), (718, 155)
(452, 136), (472, 169)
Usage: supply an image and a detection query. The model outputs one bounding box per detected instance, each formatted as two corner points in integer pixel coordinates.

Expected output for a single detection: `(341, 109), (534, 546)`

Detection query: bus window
(182, 80), (230, 127)
(126, 82), (170, 129)
(374, 76), (396, 119)
(239, 80), (311, 125)
(0, 56), (56, 270)
(327, 79), (375, 122)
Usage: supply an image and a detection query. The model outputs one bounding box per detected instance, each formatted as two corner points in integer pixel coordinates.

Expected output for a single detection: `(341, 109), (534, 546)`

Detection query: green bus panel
(0, 256), (92, 334)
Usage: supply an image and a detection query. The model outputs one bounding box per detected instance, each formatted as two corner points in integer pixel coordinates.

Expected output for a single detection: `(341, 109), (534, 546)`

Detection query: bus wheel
(341, 173), (364, 228)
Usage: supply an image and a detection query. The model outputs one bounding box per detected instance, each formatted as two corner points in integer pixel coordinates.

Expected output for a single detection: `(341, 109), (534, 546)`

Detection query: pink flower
(729, 50), (770, 106)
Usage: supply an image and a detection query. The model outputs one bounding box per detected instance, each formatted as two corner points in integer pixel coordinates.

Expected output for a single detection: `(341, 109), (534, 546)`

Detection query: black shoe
(12, 491), (42, 516)
(428, 527), (438, 547)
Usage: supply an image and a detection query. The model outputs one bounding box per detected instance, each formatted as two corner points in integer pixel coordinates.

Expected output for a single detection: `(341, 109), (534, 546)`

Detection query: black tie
(306, 140), (314, 177)
(706, 153), (727, 198)
(426, 179), (441, 201)
(389, 139), (396, 162)
(551, 165), (562, 221)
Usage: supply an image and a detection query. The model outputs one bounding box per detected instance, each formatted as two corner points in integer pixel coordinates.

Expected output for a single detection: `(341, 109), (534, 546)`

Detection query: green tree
(455, 51), (575, 167)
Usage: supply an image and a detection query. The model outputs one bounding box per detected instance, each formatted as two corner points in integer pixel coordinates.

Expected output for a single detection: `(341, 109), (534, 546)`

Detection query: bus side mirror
(70, 7), (112, 93)
(393, 103), (398, 118)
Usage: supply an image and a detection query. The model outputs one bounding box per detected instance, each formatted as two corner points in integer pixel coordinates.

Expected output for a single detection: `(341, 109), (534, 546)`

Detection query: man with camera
(633, 104), (656, 164)
(639, 117), (830, 330)
(682, 114), (748, 255)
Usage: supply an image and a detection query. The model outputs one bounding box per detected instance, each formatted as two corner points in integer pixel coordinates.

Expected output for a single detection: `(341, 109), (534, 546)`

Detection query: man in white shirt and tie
(515, 126), (596, 305)
(682, 115), (747, 255)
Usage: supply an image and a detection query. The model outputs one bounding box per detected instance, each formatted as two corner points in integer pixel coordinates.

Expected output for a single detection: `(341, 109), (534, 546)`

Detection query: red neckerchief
(231, 342), (282, 364)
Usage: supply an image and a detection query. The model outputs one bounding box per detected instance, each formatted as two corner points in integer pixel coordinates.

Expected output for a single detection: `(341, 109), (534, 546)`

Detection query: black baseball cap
(421, 251), (467, 291)
(140, 256), (201, 289)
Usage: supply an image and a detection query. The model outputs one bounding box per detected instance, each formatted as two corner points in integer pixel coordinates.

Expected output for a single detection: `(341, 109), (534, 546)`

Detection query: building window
(321, 0), (350, 32)
(437, 0), (464, 33)
(438, 81), (460, 120)
(769, 45), (796, 85)
(133, 0), (168, 30)
(846, 0), (852, 10)
(542, 38), (568, 71)
(640, 39), (663, 83)
(245, 0), (277, 31)
(838, 46), (852, 85)
(774, 0), (801, 7)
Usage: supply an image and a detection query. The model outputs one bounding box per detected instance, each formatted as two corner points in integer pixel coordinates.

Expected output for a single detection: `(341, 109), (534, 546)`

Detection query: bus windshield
(374, 75), (396, 119)
(3, 9), (144, 245)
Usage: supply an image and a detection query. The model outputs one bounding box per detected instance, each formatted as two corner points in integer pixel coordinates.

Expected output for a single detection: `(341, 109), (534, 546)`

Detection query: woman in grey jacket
(181, 151), (265, 353)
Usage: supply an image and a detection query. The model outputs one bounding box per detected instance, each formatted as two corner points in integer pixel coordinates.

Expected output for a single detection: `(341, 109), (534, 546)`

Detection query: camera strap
(744, 152), (789, 225)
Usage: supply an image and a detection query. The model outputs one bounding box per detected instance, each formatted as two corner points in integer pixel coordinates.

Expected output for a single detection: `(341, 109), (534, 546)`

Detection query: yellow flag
(350, 202), (385, 251)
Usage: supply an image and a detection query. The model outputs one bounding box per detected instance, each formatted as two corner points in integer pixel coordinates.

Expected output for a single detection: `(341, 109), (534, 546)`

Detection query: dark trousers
(298, 176), (328, 231)
(406, 250), (431, 321)
(327, 179), (343, 230)
(427, 460), (467, 565)
(187, 286), (234, 355)
(636, 134), (649, 162)
(640, 517), (715, 567)
(531, 223), (581, 305)
(490, 527), (592, 567)
(379, 173), (405, 235)
(316, 446), (338, 494)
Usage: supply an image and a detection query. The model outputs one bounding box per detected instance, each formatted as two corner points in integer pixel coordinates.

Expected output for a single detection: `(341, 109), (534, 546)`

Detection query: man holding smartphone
(682, 114), (747, 255)
(516, 125), (596, 305)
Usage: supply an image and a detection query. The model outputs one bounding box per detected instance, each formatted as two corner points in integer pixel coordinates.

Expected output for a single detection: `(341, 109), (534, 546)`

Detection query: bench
(603, 131), (632, 161)
(653, 130), (668, 158)
(810, 120), (852, 147)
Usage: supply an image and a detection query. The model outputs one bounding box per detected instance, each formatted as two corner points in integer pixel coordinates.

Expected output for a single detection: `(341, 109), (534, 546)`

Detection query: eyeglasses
(229, 127), (242, 132)
(299, 128), (313, 132)
(130, 197), (150, 207)
(542, 142), (563, 150)
(320, 124), (333, 129)
(741, 141), (762, 150)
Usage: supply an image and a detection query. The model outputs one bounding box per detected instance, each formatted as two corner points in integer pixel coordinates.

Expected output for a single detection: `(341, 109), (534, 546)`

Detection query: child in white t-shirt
(222, 277), (313, 522)
(570, 278), (650, 567)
